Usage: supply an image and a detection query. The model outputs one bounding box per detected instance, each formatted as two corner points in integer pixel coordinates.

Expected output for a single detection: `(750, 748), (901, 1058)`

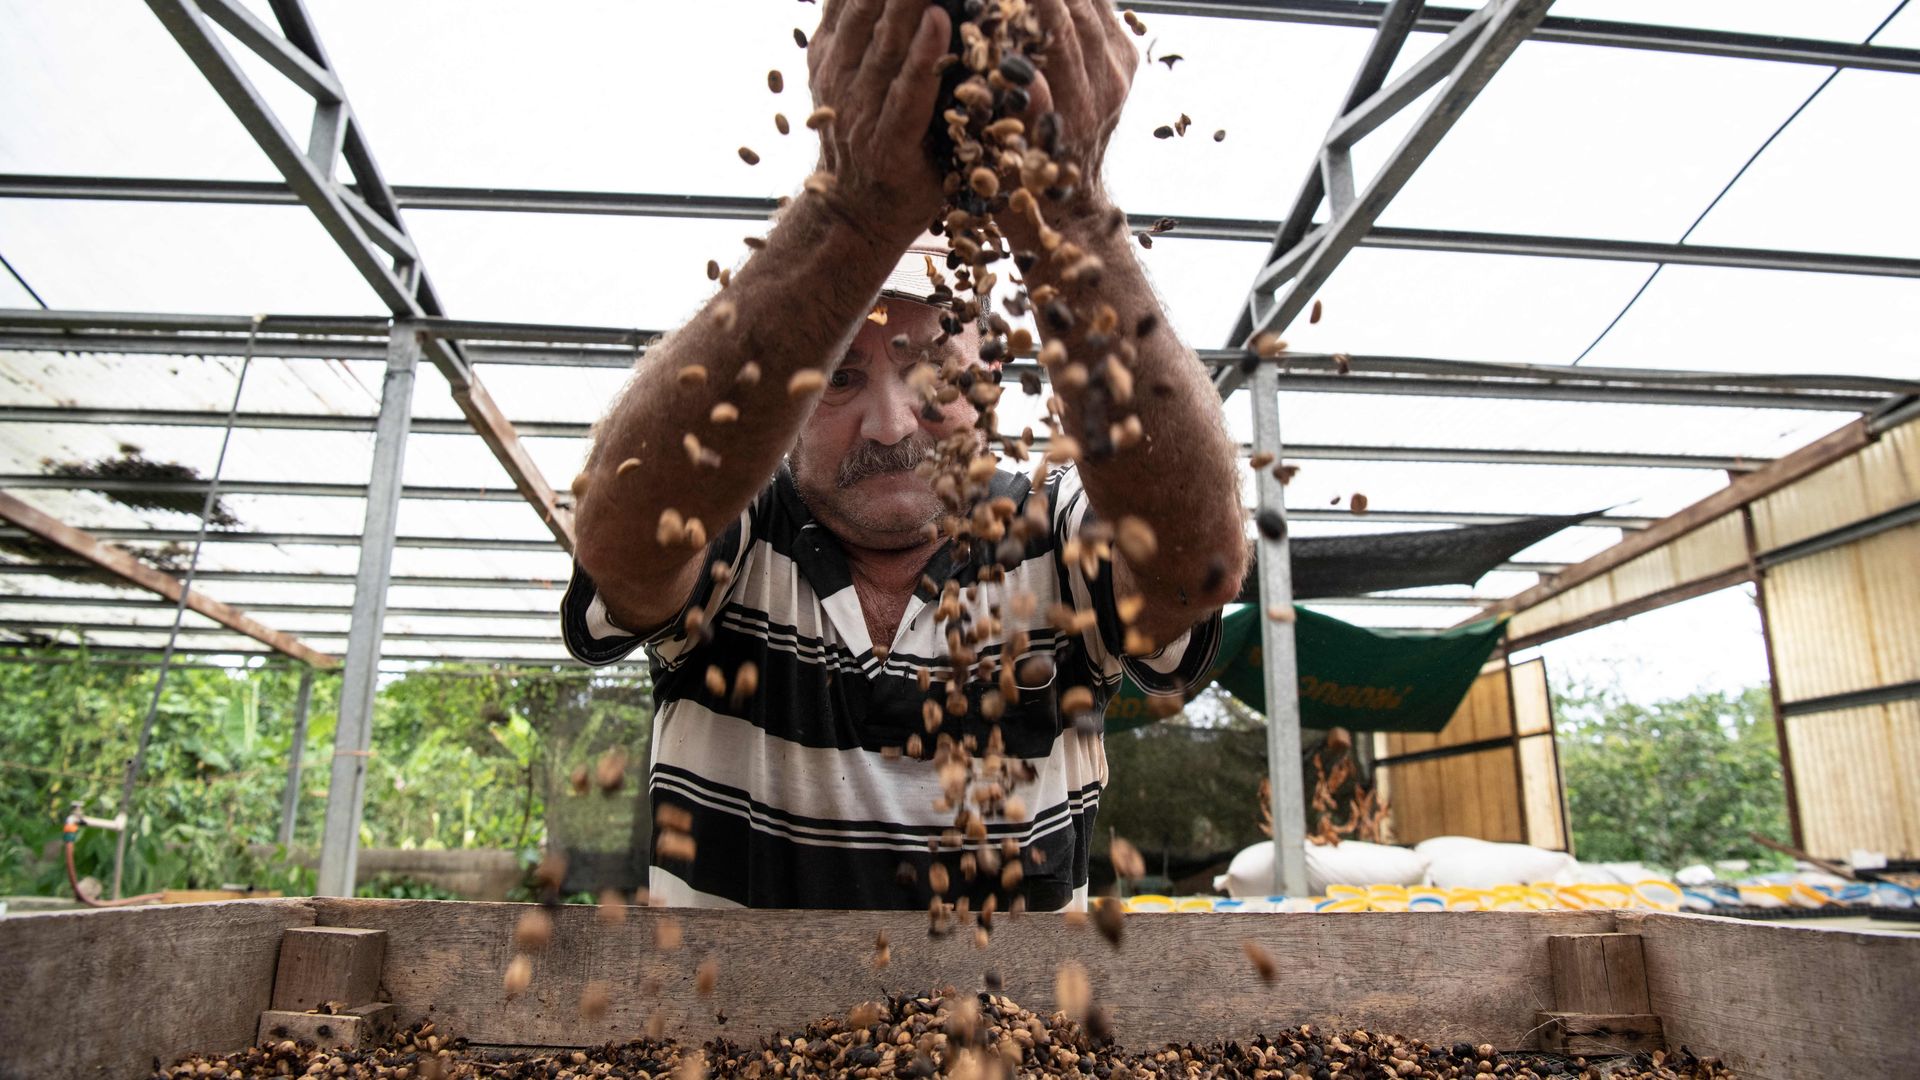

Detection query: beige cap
(876, 238), (956, 309)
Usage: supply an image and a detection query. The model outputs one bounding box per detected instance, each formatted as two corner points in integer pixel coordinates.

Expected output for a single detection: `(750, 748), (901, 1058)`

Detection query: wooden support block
(271, 926), (386, 1012)
(1547, 933), (1651, 1014)
(1534, 1011), (1665, 1056)
(257, 1003), (397, 1049)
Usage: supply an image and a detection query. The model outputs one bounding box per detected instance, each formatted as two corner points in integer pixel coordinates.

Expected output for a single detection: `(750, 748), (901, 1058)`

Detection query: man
(562, 0), (1246, 909)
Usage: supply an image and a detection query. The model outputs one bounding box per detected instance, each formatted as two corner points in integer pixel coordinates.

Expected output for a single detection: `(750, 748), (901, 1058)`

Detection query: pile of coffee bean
(152, 991), (1739, 1080)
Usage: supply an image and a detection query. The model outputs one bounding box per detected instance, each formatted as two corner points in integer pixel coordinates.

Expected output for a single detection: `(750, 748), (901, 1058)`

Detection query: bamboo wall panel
(1668, 511), (1748, 583)
(1784, 701), (1920, 859)
(1753, 416), (1920, 552)
(1857, 524), (1920, 689)
(1508, 514), (1745, 641)
(1765, 523), (1920, 703)
(1381, 663), (1511, 757)
(1379, 663), (1525, 846)
(1380, 745), (1525, 845)
(1519, 733), (1567, 851)
(1512, 659), (1552, 737)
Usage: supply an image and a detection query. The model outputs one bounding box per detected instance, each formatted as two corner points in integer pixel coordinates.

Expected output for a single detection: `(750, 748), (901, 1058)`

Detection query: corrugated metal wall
(1756, 416), (1920, 857)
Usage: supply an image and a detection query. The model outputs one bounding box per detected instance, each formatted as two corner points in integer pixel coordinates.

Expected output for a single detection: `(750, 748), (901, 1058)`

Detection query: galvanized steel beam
(17, 174), (1920, 281)
(1226, 0), (1558, 394)
(316, 322), (415, 897)
(1249, 362), (1310, 896)
(1125, 1), (1920, 74)
(138, 2), (572, 548)
(0, 475), (1657, 529)
(0, 407), (1776, 471)
(0, 491), (336, 666)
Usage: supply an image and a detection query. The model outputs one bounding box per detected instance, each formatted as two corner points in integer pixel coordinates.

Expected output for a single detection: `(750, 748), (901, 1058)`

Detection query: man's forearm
(1028, 202), (1248, 642)
(575, 194), (901, 626)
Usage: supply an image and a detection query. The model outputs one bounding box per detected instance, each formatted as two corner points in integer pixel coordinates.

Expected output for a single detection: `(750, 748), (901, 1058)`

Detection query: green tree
(0, 650), (652, 898)
(1098, 688), (1271, 871)
(1554, 682), (1790, 869)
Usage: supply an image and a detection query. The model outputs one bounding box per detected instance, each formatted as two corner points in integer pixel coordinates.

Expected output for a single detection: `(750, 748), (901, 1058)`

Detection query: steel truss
(5, 310), (1914, 411)
(0, 0), (1914, 898)
(139, 0), (572, 549)
(8, 174), (1919, 282)
(0, 406), (1780, 473)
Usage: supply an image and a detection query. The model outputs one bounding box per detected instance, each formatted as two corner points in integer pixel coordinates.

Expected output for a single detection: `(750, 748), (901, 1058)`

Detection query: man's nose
(858, 371), (923, 446)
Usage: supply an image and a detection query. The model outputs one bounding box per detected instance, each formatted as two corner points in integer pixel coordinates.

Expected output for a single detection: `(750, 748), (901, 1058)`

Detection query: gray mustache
(838, 435), (937, 488)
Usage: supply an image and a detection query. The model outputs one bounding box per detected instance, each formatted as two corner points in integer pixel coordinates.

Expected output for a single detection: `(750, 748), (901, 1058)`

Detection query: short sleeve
(559, 501), (754, 668)
(1043, 463), (1224, 697)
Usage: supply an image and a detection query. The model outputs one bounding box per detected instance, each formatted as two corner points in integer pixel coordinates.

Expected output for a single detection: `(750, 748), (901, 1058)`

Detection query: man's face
(790, 301), (984, 551)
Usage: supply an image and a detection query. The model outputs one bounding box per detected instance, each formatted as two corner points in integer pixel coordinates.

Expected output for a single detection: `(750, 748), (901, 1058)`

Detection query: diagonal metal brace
(143, 0), (574, 548)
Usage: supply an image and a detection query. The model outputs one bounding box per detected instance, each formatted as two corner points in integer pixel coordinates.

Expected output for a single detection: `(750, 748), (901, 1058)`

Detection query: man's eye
(828, 370), (859, 391)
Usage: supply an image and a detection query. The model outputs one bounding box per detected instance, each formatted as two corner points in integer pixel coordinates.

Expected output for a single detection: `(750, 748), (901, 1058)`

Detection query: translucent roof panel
(1257, 391), (1854, 460)
(1682, 69), (1920, 259)
(300, 1), (1373, 223)
(1577, 265), (1920, 377)
(0, 0), (296, 181)
(402, 211), (755, 330)
(0, 201), (384, 314)
(1367, 39), (1835, 242)
(1227, 246), (1660, 361)
(1127, 238), (1271, 346)
(1881, 3), (1920, 47)
(1548, 0), (1898, 41)
(0, 269), (37, 308)
(0, 350), (387, 417)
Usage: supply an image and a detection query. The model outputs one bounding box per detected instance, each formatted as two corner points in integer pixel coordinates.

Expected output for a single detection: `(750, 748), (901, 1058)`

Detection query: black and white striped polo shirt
(560, 462), (1221, 910)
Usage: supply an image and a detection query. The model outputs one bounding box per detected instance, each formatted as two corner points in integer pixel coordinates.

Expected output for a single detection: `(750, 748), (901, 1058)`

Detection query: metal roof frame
(3, 0), (1917, 895)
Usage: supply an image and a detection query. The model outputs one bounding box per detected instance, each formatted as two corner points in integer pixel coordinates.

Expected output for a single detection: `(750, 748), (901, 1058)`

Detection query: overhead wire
(0, 248), (49, 309)
(106, 316), (262, 899)
(1570, 0), (1913, 367)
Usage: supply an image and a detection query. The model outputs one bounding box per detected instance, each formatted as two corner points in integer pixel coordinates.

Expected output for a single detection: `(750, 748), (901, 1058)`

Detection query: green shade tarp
(1106, 605), (1507, 734)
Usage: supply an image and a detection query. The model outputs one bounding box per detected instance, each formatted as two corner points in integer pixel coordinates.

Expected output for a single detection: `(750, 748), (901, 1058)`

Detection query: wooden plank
(0, 491), (337, 667)
(257, 1003), (398, 1049)
(1533, 1011), (1663, 1056)
(1511, 660), (1552, 737)
(1485, 418), (1872, 622)
(1518, 734), (1566, 850)
(0, 898), (315, 1080)
(272, 926), (387, 1011)
(311, 898), (1617, 1052)
(1547, 934), (1650, 1014)
(1625, 911), (1920, 1080)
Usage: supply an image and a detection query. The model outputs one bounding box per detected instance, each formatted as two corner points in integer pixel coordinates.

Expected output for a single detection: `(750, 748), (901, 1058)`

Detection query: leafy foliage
(0, 651), (651, 898)
(1555, 681), (1791, 870)
(1099, 687), (1271, 867)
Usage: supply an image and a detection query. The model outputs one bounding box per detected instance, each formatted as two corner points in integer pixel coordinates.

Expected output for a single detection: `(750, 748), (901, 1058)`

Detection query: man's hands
(806, 0), (1139, 252)
(808, 0), (954, 250)
(1024, 0), (1137, 211)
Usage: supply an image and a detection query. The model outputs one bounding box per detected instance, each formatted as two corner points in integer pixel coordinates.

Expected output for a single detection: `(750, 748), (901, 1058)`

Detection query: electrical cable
(1570, 0), (1912, 366)
(0, 248), (49, 309)
(105, 316), (262, 900)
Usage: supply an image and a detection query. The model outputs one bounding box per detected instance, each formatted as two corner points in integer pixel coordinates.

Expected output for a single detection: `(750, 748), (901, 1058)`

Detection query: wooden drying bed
(2, 898), (1915, 1080)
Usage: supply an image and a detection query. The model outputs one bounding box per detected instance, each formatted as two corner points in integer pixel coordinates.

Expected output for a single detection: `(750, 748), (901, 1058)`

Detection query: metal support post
(277, 667), (315, 846)
(316, 322), (418, 897)
(1251, 362), (1310, 897)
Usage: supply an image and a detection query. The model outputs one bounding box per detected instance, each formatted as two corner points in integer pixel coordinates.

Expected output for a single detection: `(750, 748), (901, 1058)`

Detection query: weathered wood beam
(0, 491), (338, 667)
